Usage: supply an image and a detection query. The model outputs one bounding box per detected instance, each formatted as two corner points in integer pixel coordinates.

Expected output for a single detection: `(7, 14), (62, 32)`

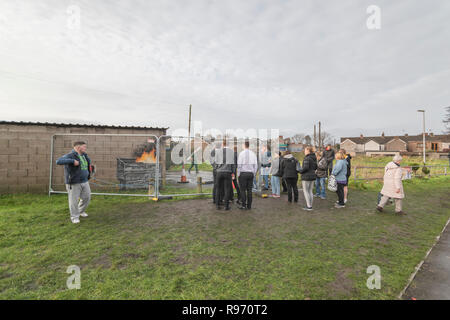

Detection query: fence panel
(352, 165), (448, 181)
(157, 136), (265, 198)
(50, 134), (160, 197)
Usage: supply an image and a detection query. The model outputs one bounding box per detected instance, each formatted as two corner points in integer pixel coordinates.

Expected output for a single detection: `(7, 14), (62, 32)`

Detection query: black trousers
(212, 169), (217, 202)
(327, 162), (333, 176)
(239, 172), (254, 209)
(215, 172), (232, 206)
(281, 178), (288, 192)
(336, 183), (345, 205)
(285, 177), (298, 202)
(232, 172), (241, 200)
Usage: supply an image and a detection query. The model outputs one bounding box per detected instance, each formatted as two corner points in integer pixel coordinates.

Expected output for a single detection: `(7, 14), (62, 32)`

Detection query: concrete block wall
(0, 122), (166, 194)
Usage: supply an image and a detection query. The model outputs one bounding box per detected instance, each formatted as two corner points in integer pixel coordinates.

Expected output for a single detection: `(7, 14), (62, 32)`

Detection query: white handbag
(328, 174), (338, 192)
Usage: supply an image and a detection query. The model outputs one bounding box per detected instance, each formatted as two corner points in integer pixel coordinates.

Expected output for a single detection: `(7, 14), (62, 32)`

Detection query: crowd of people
(56, 140), (407, 224)
(211, 141), (356, 211)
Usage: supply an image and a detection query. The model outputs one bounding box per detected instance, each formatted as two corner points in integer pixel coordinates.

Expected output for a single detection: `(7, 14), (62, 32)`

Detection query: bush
(410, 163), (420, 173)
(422, 166), (430, 175)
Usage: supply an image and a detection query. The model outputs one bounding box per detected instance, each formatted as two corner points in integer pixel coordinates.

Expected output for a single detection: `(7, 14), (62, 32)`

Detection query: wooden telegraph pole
(313, 124), (317, 148)
(318, 121), (321, 151)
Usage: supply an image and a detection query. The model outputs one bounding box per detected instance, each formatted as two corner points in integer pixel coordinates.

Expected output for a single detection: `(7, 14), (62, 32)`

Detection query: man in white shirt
(237, 140), (258, 210)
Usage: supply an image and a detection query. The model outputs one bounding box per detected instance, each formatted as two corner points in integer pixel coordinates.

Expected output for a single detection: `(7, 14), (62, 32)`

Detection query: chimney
(430, 132), (434, 137)
(360, 134), (364, 138)
(405, 133), (408, 137)
(381, 132), (385, 137)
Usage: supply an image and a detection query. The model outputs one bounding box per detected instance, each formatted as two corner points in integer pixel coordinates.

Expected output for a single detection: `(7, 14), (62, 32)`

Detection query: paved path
(404, 221), (450, 300)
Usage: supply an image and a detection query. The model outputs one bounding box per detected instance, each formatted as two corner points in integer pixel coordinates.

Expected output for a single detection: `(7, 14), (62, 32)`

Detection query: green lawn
(0, 176), (449, 299)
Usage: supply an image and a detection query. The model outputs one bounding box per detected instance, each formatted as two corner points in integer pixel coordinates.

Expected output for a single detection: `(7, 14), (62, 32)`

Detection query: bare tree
(304, 135), (312, 145)
(444, 106), (450, 134)
(319, 131), (334, 146)
(291, 133), (306, 144)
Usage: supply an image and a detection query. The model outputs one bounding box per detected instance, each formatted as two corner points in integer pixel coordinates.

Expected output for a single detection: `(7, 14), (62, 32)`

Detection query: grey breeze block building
(0, 121), (167, 194)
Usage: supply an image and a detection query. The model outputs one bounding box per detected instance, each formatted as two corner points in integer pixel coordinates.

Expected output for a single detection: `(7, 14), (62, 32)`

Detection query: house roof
(341, 134), (450, 144)
(0, 120), (168, 131)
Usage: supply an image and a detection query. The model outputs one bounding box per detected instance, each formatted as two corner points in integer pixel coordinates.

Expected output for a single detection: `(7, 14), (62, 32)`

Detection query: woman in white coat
(376, 155), (406, 215)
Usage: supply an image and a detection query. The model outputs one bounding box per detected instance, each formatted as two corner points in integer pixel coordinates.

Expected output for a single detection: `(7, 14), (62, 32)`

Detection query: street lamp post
(417, 109), (426, 164)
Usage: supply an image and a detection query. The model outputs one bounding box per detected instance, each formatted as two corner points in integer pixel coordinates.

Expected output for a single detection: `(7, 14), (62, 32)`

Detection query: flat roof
(0, 120), (168, 131)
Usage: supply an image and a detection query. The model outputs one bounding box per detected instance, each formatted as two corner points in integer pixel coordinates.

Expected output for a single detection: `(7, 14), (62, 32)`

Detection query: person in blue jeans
(269, 152), (281, 197)
(315, 151), (328, 199)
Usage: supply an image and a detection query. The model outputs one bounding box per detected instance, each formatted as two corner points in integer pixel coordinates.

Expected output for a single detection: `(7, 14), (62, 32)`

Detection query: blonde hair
(336, 152), (345, 160)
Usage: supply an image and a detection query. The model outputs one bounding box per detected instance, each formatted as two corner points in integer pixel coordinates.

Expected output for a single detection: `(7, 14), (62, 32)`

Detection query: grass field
(1, 175), (449, 299)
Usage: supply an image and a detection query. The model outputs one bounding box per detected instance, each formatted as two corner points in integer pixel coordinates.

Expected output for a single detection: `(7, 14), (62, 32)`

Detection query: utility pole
(188, 104), (192, 139)
(318, 121), (322, 151)
(417, 109), (426, 164)
(313, 124), (317, 148)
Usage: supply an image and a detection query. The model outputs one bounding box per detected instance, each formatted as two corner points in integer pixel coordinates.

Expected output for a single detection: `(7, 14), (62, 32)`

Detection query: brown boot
(376, 206), (383, 213)
(395, 211), (406, 215)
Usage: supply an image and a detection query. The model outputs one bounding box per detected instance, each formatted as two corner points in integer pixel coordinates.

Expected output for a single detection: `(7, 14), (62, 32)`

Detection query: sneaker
(314, 194), (319, 198)
(320, 196), (326, 200)
(334, 203), (345, 208)
(344, 199), (347, 204)
(238, 206), (247, 210)
(395, 211), (406, 216)
(302, 207), (313, 211)
(71, 217), (80, 224)
(80, 212), (88, 217)
(376, 206), (383, 212)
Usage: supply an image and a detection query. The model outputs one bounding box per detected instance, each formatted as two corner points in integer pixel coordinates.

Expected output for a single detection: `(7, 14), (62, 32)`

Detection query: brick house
(340, 133), (450, 154)
(0, 121), (167, 194)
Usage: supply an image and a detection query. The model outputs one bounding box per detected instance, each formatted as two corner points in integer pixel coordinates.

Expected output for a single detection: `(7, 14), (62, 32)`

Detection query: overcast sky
(0, 0), (449, 138)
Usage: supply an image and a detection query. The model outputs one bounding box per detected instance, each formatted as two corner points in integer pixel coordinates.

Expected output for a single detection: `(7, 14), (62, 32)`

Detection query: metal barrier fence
(49, 134), (273, 199)
(352, 165), (448, 181)
(49, 133), (160, 197)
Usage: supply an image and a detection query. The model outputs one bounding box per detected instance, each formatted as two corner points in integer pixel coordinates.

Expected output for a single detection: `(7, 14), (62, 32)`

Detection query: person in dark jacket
(214, 140), (236, 210)
(210, 142), (220, 203)
(298, 146), (317, 211)
(342, 149), (352, 204)
(56, 141), (93, 224)
(322, 144), (335, 176)
(229, 146), (241, 204)
(280, 151), (299, 203)
(315, 151), (328, 199)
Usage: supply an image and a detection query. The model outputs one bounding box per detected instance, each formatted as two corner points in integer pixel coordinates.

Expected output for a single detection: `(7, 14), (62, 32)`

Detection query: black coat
(322, 148), (335, 163)
(280, 155), (299, 179)
(345, 154), (352, 177)
(298, 153), (318, 181)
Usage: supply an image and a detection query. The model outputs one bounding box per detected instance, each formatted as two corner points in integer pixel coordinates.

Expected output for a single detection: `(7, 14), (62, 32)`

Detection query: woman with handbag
(280, 151), (300, 203)
(331, 152), (348, 208)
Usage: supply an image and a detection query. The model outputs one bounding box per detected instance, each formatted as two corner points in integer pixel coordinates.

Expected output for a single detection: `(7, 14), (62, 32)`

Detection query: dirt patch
(328, 268), (355, 296)
(91, 253), (112, 269)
